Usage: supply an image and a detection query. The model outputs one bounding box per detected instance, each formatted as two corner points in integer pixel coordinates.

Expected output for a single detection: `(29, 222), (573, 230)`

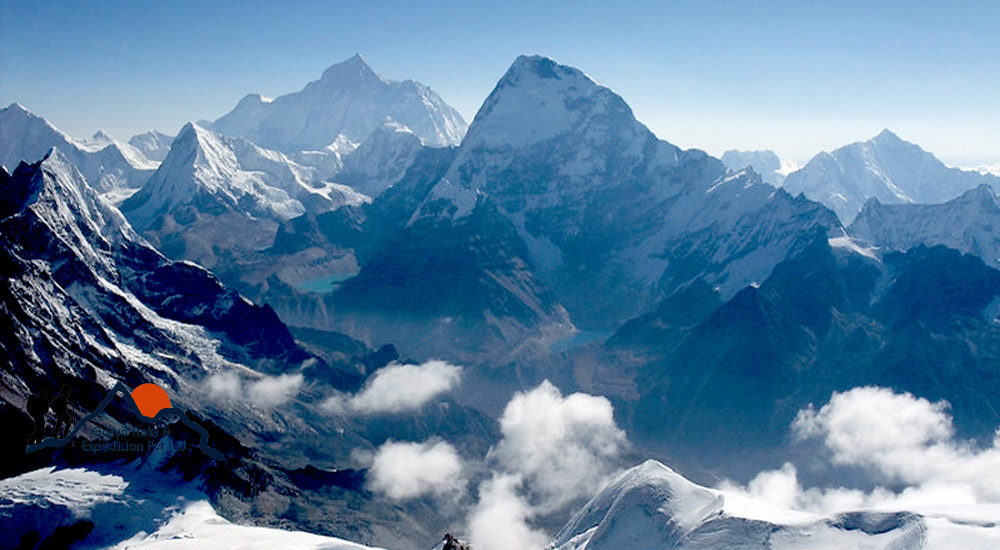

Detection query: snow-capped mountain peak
(872, 127), (902, 144)
(210, 54), (467, 153)
(337, 117), (424, 197)
(463, 54), (629, 150)
(2, 148), (138, 279)
(124, 122), (318, 230)
(783, 129), (1000, 223)
(87, 129), (115, 146)
(0, 103), (156, 192)
(552, 459), (998, 550)
(318, 53), (385, 84)
(128, 129), (175, 162)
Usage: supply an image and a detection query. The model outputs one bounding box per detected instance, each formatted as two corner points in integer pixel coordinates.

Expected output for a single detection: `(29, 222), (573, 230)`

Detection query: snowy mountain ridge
(721, 149), (787, 186)
(783, 129), (1000, 223)
(0, 103), (157, 192)
(849, 183), (1000, 268)
(388, 55), (840, 333)
(210, 54), (467, 154)
(128, 129), (175, 162)
(121, 122), (367, 268)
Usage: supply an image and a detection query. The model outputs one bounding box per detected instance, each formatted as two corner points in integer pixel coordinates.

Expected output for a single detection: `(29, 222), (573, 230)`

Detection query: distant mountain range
(849, 184), (1000, 269)
(120, 122), (368, 269)
(783, 129), (1000, 223)
(128, 129), (174, 162)
(211, 54), (467, 154)
(324, 55), (841, 363)
(3, 52), (1000, 550)
(0, 103), (157, 192)
(721, 149), (787, 186)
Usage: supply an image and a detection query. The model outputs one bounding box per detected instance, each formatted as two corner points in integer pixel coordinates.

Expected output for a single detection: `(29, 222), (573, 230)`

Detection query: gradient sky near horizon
(1, 0), (997, 166)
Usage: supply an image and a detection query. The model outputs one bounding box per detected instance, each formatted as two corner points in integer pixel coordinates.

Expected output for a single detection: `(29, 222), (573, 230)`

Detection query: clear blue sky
(1, 0), (997, 166)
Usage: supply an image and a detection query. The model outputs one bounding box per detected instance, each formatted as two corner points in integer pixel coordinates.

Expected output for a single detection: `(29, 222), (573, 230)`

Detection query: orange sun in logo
(130, 383), (172, 418)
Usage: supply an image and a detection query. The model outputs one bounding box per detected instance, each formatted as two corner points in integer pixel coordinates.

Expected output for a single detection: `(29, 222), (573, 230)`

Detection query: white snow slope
(0, 466), (380, 550)
(551, 460), (1000, 550)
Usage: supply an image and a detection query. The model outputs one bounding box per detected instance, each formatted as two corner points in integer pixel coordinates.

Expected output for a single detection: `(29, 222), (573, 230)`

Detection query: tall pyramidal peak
(210, 54), (468, 153)
(872, 127), (902, 143)
(319, 52), (384, 83)
(2, 149), (139, 280)
(343, 54), (839, 343)
(462, 54), (645, 151)
(124, 122), (314, 232)
(121, 121), (370, 270)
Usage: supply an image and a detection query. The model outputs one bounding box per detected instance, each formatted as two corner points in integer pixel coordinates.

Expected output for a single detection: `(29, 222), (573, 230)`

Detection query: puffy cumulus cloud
(491, 380), (626, 510)
(467, 380), (628, 550)
(792, 387), (1000, 499)
(468, 475), (549, 550)
(322, 360), (462, 416)
(205, 371), (303, 408)
(723, 386), (1000, 514)
(367, 440), (466, 501)
(793, 386), (954, 467)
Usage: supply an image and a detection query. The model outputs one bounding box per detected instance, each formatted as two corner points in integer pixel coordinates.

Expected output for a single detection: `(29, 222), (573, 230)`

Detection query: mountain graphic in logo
(25, 381), (224, 460)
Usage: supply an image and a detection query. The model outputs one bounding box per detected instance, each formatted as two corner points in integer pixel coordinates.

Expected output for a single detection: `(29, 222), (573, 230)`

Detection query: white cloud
(793, 386), (954, 465)
(468, 475), (549, 550)
(722, 386), (1000, 514)
(777, 158), (801, 176)
(793, 387), (1000, 501)
(206, 371), (241, 400)
(719, 462), (891, 515)
(205, 371), (303, 408)
(321, 360), (462, 416)
(963, 163), (1000, 176)
(491, 380), (626, 511)
(248, 373), (303, 407)
(367, 440), (466, 501)
(467, 380), (627, 550)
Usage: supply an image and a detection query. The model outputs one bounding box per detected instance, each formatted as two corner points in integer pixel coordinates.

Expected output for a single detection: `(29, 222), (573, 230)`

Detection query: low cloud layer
(206, 371), (303, 408)
(468, 380), (627, 550)
(323, 360), (462, 415)
(367, 440), (466, 501)
(722, 386), (1000, 514)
